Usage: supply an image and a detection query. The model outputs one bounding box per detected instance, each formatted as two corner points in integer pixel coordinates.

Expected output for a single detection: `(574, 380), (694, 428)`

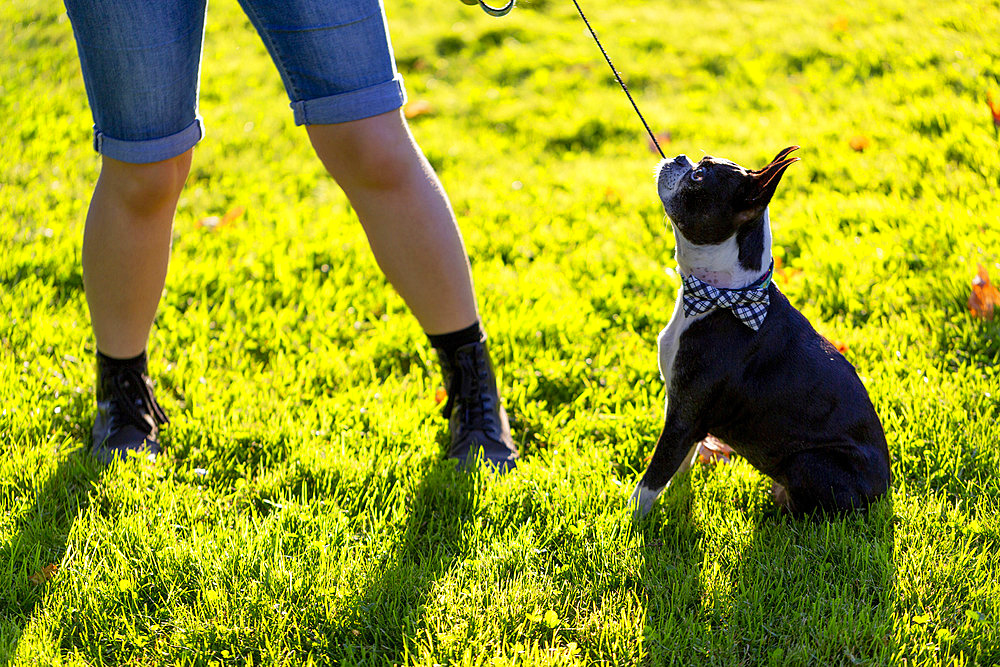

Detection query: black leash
(469, 0), (664, 158)
(570, 0), (665, 158)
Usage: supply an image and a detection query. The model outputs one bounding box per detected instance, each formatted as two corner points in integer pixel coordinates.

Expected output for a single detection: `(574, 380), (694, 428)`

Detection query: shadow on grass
(1, 260), (85, 310)
(1, 450), (101, 663)
(641, 485), (897, 665)
(326, 459), (477, 665)
(735, 499), (897, 665)
(632, 474), (710, 660)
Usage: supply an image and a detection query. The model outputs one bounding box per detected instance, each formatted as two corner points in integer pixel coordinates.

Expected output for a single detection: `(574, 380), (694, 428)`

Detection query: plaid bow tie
(682, 262), (774, 331)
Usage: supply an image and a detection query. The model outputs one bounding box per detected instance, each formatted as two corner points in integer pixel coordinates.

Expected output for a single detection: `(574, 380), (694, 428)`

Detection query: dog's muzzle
(658, 154), (695, 193)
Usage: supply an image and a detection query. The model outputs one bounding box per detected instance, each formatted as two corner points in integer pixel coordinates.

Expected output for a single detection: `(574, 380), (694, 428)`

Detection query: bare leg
(306, 110), (479, 335)
(82, 151), (192, 357)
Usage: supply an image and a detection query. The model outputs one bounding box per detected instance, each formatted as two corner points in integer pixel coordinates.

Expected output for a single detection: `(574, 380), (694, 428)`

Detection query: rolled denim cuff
(291, 74), (406, 126)
(93, 117), (204, 164)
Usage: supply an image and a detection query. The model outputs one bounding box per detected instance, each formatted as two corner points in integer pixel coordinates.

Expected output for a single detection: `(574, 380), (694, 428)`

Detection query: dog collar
(682, 261), (774, 331)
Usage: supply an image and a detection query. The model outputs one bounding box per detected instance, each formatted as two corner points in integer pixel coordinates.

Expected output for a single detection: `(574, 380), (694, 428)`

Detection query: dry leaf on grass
(697, 435), (734, 465)
(646, 130), (672, 154)
(198, 205), (246, 230)
(404, 100), (434, 119)
(968, 264), (1000, 320)
(774, 255), (802, 282)
(29, 563), (58, 586)
(849, 135), (870, 152)
(434, 387), (447, 405)
(988, 94), (1000, 132)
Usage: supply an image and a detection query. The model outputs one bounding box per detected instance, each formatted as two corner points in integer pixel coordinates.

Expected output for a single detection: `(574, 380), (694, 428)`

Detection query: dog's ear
(767, 145), (800, 165)
(735, 146), (800, 224)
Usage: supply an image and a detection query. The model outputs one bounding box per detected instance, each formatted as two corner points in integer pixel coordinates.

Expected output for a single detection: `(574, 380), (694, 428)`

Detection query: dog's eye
(691, 169), (704, 182)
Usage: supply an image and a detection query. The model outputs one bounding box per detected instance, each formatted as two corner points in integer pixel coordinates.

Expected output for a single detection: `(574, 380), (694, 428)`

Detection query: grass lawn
(2, 0), (999, 664)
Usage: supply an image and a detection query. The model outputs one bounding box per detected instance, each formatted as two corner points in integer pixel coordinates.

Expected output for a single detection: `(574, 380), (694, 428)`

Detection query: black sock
(427, 321), (485, 357)
(96, 350), (148, 375)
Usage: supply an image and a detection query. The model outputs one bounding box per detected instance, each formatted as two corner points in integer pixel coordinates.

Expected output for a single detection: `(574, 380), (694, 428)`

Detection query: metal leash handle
(461, 0), (516, 17)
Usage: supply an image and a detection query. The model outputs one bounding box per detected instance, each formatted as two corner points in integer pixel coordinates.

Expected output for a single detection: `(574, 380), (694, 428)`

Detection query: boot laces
(447, 345), (498, 434)
(107, 368), (169, 433)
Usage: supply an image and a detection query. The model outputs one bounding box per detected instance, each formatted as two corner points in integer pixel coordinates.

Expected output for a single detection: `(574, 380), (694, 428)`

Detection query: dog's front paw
(630, 482), (664, 519)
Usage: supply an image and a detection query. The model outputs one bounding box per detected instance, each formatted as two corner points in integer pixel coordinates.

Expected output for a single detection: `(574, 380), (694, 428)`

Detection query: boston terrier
(632, 146), (891, 517)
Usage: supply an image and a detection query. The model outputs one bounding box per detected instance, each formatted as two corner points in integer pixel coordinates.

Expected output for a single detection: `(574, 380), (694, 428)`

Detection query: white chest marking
(657, 286), (697, 410)
(658, 209), (773, 407)
(674, 210), (773, 289)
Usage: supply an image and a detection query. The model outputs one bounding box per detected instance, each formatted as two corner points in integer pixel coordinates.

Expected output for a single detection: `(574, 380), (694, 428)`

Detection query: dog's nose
(672, 154), (695, 169)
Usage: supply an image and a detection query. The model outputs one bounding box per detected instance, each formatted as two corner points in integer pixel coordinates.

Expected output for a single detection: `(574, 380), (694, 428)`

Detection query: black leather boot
(436, 339), (518, 471)
(91, 352), (168, 463)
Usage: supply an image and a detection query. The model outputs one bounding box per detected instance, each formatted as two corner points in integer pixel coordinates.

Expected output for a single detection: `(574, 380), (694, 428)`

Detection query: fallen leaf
(404, 100), (434, 119)
(646, 130), (672, 154)
(434, 387), (447, 404)
(831, 339), (849, 354)
(849, 135), (870, 152)
(968, 264), (1000, 320)
(697, 435), (734, 465)
(197, 206), (245, 230)
(29, 563), (58, 586)
(219, 205), (245, 227)
(776, 257), (803, 282)
(988, 94), (1000, 127)
(989, 94), (1000, 137)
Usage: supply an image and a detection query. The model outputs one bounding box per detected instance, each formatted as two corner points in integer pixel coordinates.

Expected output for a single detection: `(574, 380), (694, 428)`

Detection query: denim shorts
(64, 0), (407, 164)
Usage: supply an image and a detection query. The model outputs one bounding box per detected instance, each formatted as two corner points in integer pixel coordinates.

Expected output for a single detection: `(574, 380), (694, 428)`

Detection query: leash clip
(461, 0), (516, 17)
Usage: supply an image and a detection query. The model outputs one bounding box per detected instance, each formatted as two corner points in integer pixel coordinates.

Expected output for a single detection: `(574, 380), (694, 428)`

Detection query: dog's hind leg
(631, 413), (704, 517)
(772, 444), (890, 515)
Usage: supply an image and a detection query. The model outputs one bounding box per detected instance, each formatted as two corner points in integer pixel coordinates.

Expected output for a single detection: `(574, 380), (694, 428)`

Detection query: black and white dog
(632, 146), (891, 516)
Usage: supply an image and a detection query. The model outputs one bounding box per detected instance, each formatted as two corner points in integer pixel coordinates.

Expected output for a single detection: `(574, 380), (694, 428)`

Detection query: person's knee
(98, 150), (193, 214)
(351, 141), (417, 192)
(309, 113), (420, 193)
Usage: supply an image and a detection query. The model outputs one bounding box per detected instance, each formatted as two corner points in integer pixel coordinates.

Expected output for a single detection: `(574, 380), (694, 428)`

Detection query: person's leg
(83, 153), (190, 463)
(65, 0), (207, 460)
(309, 114), (517, 469)
(306, 112), (477, 335)
(239, 0), (518, 468)
(83, 152), (192, 358)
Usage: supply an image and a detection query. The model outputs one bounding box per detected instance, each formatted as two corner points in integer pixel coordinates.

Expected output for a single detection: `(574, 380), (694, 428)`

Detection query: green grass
(2, 0), (999, 664)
